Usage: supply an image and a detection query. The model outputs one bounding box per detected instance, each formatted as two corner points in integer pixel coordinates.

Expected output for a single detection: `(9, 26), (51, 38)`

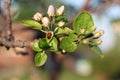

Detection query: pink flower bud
(33, 12), (42, 21)
(47, 5), (54, 16)
(42, 17), (50, 27)
(56, 5), (64, 16)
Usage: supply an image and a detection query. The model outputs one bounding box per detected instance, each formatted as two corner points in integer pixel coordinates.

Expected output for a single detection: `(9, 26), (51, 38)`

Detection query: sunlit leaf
(32, 41), (42, 52)
(57, 27), (74, 35)
(35, 52), (47, 66)
(60, 38), (77, 52)
(49, 37), (58, 51)
(68, 33), (78, 42)
(55, 15), (67, 22)
(89, 44), (104, 59)
(39, 38), (50, 50)
(23, 20), (42, 30)
(73, 11), (94, 34)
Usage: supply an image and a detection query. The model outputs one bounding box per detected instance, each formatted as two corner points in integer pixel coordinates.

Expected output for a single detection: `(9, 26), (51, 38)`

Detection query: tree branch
(0, 37), (32, 48)
(4, 0), (14, 40)
(0, 1), (6, 37)
(0, 0), (34, 49)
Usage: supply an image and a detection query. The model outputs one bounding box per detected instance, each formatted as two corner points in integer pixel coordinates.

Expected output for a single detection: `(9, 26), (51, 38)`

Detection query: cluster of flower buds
(82, 29), (104, 45)
(33, 5), (65, 28)
(47, 5), (65, 17)
(33, 12), (50, 27)
(83, 39), (102, 45)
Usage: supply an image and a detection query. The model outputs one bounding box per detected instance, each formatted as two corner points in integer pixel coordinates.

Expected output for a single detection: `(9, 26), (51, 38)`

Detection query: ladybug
(46, 32), (53, 39)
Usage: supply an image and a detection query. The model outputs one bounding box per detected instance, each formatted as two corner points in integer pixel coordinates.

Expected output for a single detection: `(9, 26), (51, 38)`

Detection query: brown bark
(4, 0), (14, 40)
(0, 37), (32, 48)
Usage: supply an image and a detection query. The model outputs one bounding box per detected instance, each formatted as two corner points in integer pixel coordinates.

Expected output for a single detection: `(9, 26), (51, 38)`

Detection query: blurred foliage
(91, 36), (120, 77)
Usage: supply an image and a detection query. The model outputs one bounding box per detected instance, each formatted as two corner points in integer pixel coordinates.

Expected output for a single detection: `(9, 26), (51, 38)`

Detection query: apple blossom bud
(93, 32), (101, 38)
(95, 39), (102, 45)
(83, 39), (89, 44)
(42, 17), (50, 27)
(80, 29), (86, 34)
(47, 5), (54, 16)
(56, 5), (64, 16)
(91, 26), (96, 31)
(58, 21), (65, 27)
(99, 30), (104, 35)
(94, 30), (104, 38)
(33, 12), (42, 21)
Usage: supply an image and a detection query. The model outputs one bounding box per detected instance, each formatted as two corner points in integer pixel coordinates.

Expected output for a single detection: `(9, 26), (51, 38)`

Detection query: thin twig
(4, 0), (14, 40)
(0, 13), (6, 36)
(0, 0), (36, 49)
(0, 0), (34, 49)
(0, 1), (6, 37)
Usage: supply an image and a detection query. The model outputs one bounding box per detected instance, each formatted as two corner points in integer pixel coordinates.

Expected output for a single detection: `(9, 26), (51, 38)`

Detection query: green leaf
(55, 15), (67, 22)
(73, 11), (94, 34)
(89, 44), (104, 59)
(32, 41), (42, 52)
(60, 38), (77, 52)
(68, 33), (78, 42)
(57, 27), (74, 35)
(35, 52), (47, 66)
(39, 38), (50, 50)
(23, 20), (42, 30)
(49, 37), (58, 51)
